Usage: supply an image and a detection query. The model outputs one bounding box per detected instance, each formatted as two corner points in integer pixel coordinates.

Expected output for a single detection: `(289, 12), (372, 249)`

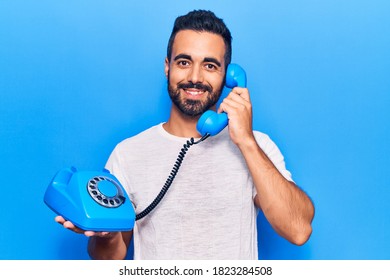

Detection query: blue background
(1, 0), (389, 260)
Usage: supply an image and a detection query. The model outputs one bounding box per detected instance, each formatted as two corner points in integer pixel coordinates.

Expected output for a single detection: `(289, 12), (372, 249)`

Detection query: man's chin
(170, 94), (217, 118)
(179, 108), (204, 118)
(175, 101), (204, 117)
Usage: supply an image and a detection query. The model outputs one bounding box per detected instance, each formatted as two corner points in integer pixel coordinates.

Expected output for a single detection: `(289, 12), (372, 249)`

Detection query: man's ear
(164, 57), (169, 78)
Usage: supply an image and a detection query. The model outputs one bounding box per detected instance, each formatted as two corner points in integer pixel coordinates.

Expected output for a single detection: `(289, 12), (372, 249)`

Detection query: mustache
(177, 82), (212, 93)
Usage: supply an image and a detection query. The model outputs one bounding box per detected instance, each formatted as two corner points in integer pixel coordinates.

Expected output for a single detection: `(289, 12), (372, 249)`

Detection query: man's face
(165, 30), (226, 117)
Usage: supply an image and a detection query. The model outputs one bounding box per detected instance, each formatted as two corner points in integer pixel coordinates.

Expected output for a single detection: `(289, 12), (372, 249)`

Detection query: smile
(184, 89), (205, 96)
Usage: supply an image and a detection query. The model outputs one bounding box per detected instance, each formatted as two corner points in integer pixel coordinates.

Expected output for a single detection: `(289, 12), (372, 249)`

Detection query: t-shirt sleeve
(254, 131), (294, 182)
(252, 132), (294, 198)
(105, 145), (132, 196)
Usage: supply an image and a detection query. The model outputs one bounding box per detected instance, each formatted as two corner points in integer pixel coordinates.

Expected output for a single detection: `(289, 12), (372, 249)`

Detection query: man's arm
(218, 87), (315, 245)
(240, 139), (314, 245)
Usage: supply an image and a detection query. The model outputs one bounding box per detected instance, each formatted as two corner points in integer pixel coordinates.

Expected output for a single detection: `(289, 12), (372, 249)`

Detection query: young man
(56, 10), (314, 260)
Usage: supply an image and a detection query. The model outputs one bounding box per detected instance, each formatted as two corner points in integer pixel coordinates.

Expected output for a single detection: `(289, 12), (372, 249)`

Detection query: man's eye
(178, 61), (190, 66)
(205, 64), (217, 70)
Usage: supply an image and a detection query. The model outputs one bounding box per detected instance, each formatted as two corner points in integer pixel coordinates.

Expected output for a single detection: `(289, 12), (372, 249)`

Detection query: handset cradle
(196, 63), (247, 137)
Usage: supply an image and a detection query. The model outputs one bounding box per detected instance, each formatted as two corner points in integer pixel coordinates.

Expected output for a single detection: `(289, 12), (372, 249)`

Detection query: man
(56, 10), (314, 260)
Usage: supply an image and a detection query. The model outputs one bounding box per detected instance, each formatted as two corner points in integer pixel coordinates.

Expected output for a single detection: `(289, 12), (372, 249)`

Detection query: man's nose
(187, 64), (204, 84)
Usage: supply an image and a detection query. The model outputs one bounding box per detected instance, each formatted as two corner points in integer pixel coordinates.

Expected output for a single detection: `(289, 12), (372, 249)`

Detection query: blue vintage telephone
(196, 63), (247, 137)
(44, 64), (247, 228)
(44, 166), (135, 231)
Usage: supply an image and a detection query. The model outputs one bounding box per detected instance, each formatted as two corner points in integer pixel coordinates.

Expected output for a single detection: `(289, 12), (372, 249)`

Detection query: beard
(167, 75), (224, 117)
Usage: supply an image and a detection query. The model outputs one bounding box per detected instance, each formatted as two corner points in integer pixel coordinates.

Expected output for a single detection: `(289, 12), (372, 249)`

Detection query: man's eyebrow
(174, 54), (192, 61)
(203, 57), (221, 67)
(173, 54), (222, 67)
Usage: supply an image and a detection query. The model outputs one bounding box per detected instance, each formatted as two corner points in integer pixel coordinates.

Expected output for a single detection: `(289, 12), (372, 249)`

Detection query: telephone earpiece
(196, 63), (247, 137)
(225, 63), (247, 89)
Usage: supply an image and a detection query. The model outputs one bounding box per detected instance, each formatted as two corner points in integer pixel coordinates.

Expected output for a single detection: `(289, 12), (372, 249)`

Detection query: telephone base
(44, 167), (135, 232)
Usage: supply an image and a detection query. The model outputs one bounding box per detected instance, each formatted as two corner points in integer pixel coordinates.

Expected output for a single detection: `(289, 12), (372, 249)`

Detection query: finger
(84, 231), (111, 237)
(219, 95), (250, 116)
(97, 232), (113, 238)
(63, 220), (86, 234)
(231, 87), (251, 102)
(63, 220), (76, 229)
(227, 91), (251, 105)
(55, 216), (65, 224)
(225, 94), (250, 108)
(218, 88), (250, 112)
(218, 100), (241, 115)
(218, 92), (241, 113)
(84, 231), (96, 237)
(217, 98), (241, 114)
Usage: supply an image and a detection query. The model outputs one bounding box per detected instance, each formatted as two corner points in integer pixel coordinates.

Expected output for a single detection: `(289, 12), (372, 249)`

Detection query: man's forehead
(171, 30), (226, 59)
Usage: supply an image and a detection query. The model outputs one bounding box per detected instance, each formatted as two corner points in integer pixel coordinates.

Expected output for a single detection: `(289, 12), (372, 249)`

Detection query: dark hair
(166, 10), (232, 68)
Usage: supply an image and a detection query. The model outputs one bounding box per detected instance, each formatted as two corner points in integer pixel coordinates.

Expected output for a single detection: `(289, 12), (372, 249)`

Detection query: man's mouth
(184, 88), (205, 96)
(178, 82), (212, 97)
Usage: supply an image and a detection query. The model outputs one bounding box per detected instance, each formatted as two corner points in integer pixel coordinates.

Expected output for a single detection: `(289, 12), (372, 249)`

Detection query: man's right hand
(54, 216), (118, 238)
(54, 215), (132, 259)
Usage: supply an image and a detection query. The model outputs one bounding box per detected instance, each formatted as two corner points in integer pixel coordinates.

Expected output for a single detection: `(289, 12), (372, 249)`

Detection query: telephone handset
(44, 64), (247, 227)
(196, 63), (247, 137)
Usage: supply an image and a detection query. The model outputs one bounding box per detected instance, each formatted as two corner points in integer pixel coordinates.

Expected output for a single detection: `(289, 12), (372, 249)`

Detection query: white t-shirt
(105, 123), (292, 260)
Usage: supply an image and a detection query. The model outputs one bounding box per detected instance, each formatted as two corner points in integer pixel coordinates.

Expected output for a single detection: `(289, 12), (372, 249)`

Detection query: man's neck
(163, 106), (202, 138)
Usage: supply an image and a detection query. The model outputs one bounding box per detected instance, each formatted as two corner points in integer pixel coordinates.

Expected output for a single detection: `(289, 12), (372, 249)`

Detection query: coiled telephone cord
(135, 133), (210, 221)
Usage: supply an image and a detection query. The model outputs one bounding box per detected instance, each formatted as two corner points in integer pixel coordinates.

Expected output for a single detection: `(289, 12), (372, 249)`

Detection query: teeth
(186, 90), (204, 96)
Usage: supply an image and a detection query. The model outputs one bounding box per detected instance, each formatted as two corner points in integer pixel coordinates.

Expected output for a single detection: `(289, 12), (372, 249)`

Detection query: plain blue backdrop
(0, 0), (389, 260)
